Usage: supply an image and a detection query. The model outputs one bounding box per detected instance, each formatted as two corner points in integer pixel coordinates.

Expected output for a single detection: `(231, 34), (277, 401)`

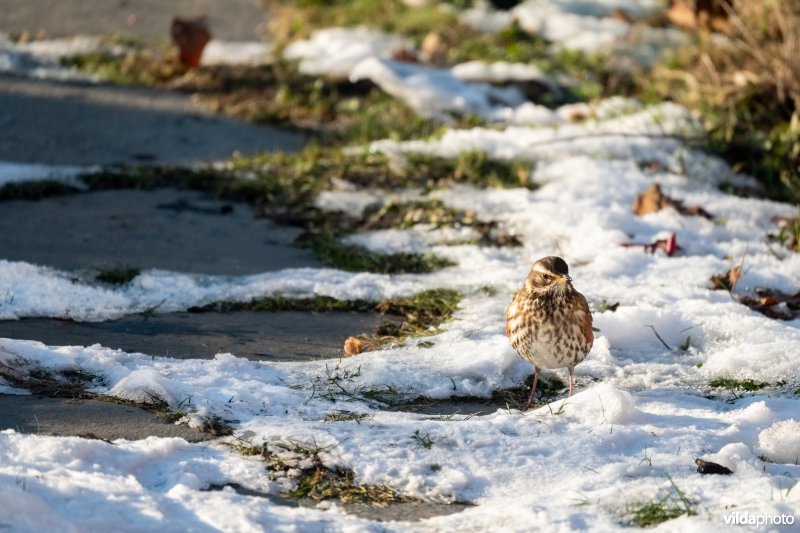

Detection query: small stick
(644, 324), (672, 351)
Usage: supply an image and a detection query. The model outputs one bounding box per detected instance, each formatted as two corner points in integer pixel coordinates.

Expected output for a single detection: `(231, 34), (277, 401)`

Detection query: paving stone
(0, 393), (213, 441)
(0, 310), (384, 362)
(0, 188), (317, 275)
(0, 77), (304, 167)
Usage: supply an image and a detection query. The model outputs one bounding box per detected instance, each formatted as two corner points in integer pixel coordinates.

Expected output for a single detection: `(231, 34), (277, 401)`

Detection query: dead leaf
(391, 47), (418, 63)
(666, 0), (732, 33)
(695, 458), (733, 475)
(710, 265), (742, 291)
(739, 288), (800, 320)
(632, 183), (713, 219)
(343, 336), (363, 356)
(171, 17), (211, 69)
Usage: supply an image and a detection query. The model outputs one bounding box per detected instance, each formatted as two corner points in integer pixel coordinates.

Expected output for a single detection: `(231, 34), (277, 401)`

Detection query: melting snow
(0, 10), (799, 532)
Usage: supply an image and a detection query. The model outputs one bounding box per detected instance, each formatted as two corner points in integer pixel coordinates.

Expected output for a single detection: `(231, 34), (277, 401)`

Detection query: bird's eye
(542, 273), (551, 281)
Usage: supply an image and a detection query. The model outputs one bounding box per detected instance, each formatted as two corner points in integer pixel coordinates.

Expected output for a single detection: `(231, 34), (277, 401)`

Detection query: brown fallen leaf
(666, 0), (732, 33)
(632, 183), (713, 219)
(343, 336), (363, 357)
(710, 265), (742, 291)
(695, 458), (733, 475)
(391, 47), (418, 63)
(739, 288), (800, 320)
(171, 17), (211, 69)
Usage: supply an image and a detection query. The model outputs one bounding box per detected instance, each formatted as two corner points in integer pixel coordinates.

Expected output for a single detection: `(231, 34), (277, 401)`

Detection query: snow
(2, 91), (800, 529)
(283, 27), (411, 79)
(758, 420), (800, 465)
(0, 162), (94, 188)
(200, 41), (273, 66)
(0, 32), (275, 80)
(2, 9), (800, 532)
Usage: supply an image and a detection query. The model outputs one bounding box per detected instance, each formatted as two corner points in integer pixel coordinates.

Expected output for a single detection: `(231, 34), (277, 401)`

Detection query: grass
(95, 265), (140, 285)
(189, 295), (372, 313)
(628, 500), (692, 527)
(709, 377), (770, 392)
(771, 216), (800, 252)
(491, 373), (567, 409)
(645, 0), (800, 203)
(323, 410), (372, 423)
(411, 430), (434, 449)
(306, 235), (454, 274)
(230, 436), (414, 505)
(626, 475), (696, 527)
(101, 392), (192, 423)
(0, 358), (102, 399)
(193, 288), (461, 354)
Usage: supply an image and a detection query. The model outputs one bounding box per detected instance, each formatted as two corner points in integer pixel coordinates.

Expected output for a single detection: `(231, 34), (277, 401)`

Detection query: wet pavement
(0, 188), (316, 275)
(0, 311), (383, 362)
(0, 77), (304, 167)
(0, 393), (213, 442)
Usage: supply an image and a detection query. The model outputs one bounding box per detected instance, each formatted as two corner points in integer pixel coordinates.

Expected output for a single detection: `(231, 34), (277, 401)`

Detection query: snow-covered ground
(1, 4), (799, 531)
(2, 97), (799, 531)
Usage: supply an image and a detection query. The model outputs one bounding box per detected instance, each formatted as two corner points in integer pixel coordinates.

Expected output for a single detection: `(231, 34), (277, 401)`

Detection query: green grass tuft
(629, 501), (692, 528)
(709, 378), (770, 391)
(307, 235), (455, 274)
(626, 475), (697, 527)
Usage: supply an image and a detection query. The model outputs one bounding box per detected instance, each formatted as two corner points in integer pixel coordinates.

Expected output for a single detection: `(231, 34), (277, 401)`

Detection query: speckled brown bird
(506, 256), (593, 407)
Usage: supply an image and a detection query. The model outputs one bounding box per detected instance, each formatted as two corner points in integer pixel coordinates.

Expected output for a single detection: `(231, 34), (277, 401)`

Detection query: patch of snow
(350, 57), (527, 122)
(200, 41), (273, 66)
(343, 225), (480, 254)
(283, 27), (411, 78)
(459, 1), (516, 33)
(0, 161), (94, 188)
(758, 420), (800, 465)
(1, 45), (799, 527)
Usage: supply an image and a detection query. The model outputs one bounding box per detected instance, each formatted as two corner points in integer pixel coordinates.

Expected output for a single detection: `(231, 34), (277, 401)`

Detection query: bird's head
(524, 256), (572, 292)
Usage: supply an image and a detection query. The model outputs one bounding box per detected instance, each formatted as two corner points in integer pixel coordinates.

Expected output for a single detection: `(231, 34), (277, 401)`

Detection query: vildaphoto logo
(724, 512), (795, 526)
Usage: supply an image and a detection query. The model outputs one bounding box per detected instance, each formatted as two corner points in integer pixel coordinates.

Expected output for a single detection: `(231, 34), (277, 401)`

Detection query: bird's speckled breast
(506, 287), (593, 369)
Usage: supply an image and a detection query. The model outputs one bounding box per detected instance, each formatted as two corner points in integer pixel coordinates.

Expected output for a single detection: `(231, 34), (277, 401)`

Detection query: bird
(506, 256), (593, 408)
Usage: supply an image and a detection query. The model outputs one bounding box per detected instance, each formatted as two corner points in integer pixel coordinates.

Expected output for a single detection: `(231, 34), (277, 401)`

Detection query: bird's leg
(526, 366), (540, 409)
(568, 366), (574, 397)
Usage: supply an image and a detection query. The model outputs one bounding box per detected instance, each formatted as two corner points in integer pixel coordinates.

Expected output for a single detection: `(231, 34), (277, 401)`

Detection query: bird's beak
(556, 275), (572, 283)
